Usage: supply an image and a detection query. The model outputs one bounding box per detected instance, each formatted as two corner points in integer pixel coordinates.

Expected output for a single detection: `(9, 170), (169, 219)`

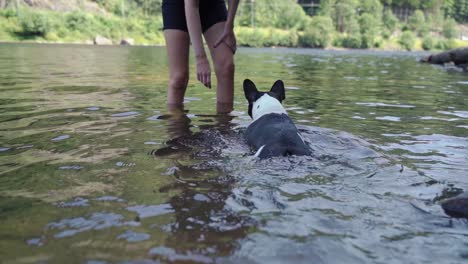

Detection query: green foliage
(65, 11), (97, 36)
(299, 16), (333, 48)
(442, 18), (459, 39)
(236, 27), (298, 47)
(18, 10), (51, 37)
(359, 13), (380, 48)
(133, 0), (163, 16)
(336, 35), (362, 49)
(421, 35), (435, 50)
(407, 10), (426, 36)
(332, 0), (359, 33)
(0, 0), (466, 50)
(435, 38), (458, 50)
(317, 0), (334, 16)
(444, 0), (468, 23)
(398, 30), (415, 51)
(0, 8), (17, 18)
(359, 0), (383, 21)
(383, 9), (398, 33)
(237, 0), (309, 30)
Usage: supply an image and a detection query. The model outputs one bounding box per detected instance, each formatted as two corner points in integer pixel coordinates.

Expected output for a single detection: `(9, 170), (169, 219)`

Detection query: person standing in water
(162, 0), (239, 113)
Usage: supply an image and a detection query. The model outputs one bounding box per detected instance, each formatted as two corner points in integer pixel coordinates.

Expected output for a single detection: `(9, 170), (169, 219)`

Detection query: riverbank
(1, 8), (467, 51)
(0, 35), (466, 52)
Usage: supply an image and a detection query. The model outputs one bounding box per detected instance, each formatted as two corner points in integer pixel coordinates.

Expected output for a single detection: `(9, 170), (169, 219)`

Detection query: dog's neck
(252, 94), (287, 121)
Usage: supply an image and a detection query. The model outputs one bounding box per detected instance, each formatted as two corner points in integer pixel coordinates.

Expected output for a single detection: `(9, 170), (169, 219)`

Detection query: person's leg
(164, 29), (190, 107)
(203, 22), (235, 113)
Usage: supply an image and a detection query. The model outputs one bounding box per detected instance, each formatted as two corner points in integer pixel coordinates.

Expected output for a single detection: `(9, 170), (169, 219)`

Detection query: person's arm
(214, 0), (240, 53)
(184, 0), (211, 88)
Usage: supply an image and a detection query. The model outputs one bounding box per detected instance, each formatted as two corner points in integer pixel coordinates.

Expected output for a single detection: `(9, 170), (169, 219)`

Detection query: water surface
(0, 44), (467, 263)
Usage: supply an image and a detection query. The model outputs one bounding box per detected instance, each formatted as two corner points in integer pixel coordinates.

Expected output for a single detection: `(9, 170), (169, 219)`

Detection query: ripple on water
(51, 135), (70, 141)
(117, 230), (151, 242)
(356, 102), (415, 108)
(47, 213), (139, 238)
(2, 45), (467, 264)
(148, 246), (213, 263)
(126, 204), (175, 219)
(110, 111), (140, 117)
(95, 196), (126, 203)
(56, 197), (89, 208)
(437, 110), (468, 119)
(375, 116), (401, 122)
(58, 165), (83, 170)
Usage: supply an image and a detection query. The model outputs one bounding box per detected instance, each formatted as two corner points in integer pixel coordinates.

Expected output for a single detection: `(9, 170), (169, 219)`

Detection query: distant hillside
(0, 0), (107, 13)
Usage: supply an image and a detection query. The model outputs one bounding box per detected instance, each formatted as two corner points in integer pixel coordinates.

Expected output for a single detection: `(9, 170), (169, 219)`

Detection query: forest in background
(0, 0), (467, 50)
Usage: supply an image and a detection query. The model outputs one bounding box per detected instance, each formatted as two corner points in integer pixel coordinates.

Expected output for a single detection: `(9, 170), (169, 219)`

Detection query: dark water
(0, 43), (467, 263)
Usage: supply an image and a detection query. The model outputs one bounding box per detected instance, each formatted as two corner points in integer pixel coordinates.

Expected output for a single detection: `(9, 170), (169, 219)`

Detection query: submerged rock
(441, 192), (468, 218)
(120, 38), (135, 45)
(420, 48), (468, 72)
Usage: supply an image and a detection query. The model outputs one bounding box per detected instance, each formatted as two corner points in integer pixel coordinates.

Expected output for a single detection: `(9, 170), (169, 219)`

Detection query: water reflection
(0, 44), (467, 263)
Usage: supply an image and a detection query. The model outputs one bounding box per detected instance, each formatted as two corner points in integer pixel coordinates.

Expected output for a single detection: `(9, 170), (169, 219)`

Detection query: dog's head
(243, 79), (286, 120)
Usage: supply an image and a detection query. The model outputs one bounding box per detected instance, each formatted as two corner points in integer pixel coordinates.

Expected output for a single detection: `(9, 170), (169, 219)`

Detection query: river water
(0, 43), (467, 263)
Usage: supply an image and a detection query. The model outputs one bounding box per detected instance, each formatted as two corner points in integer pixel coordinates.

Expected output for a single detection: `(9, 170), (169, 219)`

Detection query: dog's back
(245, 113), (311, 158)
(243, 79), (311, 159)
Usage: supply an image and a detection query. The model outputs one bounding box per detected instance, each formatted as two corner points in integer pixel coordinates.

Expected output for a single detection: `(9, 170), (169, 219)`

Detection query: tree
(133, 0), (162, 16)
(444, 0), (468, 23)
(442, 18), (459, 39)
(332, 0), (359, 34)
(407, 9), (427, 36)
(383, 9), (398, 33)
(318, 0), (335, 16)
(360, 13), (380, 48)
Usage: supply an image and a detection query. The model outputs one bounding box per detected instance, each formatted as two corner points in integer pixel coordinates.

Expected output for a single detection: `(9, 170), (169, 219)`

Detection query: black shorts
(162, 0), (227, 33)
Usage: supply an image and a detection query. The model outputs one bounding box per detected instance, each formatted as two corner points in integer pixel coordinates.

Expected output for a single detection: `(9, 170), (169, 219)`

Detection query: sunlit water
(0, 43), (467, 263)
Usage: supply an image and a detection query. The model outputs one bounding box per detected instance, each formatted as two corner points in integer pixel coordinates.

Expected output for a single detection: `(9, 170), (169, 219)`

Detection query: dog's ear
(270, 80), (285, 102)
(243, 79), (258, 102)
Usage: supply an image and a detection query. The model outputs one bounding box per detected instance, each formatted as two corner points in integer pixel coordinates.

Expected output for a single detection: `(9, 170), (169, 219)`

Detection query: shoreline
(0, 40), (441, 53)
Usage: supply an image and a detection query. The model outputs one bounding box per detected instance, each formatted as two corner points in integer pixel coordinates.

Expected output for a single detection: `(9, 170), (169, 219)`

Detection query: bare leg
(203, 22), (235, 113)
(164, 29), (190, 108)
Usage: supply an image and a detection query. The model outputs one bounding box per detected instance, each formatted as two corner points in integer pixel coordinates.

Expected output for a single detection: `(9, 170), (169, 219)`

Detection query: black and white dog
(243, 79), (312, 159)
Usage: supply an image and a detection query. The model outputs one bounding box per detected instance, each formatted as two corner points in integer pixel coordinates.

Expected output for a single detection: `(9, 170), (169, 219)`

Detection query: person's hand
(214, 27), (237, 54)
(196, 54), (211, 88)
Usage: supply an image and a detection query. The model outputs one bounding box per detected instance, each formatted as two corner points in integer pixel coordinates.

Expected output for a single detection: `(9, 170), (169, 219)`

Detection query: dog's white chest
(252, 94), (287, 121)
